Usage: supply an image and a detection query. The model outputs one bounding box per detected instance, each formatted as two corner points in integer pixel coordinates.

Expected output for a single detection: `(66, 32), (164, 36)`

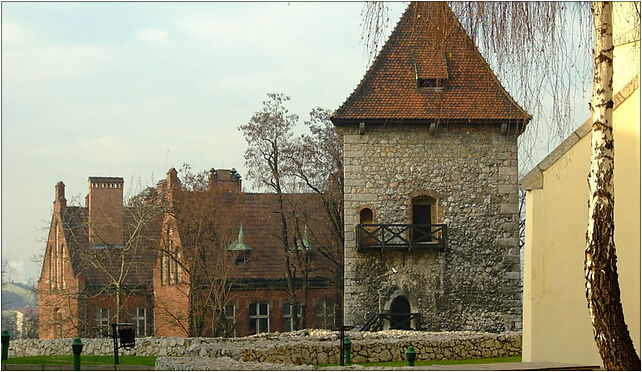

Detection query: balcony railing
(356, 224), (447, 252)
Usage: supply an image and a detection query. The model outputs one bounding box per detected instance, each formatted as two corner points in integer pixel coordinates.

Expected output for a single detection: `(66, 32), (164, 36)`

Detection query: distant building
(153, 168), (337, 337)
(332, 2), (528, 332)
(38, 177), (157, 339)
(38, 169), (337, 339)
(521, 2), (640, 366)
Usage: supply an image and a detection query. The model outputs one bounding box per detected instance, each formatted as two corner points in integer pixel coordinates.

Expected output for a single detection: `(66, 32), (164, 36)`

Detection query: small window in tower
(417, 78), (447, 88)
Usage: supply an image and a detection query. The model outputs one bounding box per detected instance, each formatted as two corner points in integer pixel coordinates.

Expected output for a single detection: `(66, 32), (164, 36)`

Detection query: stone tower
(331, 2), (530, 332)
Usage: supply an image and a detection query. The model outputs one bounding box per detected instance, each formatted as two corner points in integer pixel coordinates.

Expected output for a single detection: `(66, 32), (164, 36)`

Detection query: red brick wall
(87, 178), (124, 246)
(38, 214), (81, 339)
(84, 294), (153, 338)
(229, 287), (335, 337)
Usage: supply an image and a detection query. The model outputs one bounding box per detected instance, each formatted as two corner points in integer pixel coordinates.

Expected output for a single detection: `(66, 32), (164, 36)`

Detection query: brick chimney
(208, 168), (242, 193)
(53, 181), (66, 214)
(88, 177), (124, 247)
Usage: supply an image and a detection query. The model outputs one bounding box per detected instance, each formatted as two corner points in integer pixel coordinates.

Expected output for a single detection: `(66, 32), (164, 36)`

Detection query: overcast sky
(1, 2), (589, 284)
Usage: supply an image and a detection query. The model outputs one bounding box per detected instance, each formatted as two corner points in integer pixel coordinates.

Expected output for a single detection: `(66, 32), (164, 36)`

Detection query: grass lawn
(317, 355), (521, 367)
(1, 355), (156, 366)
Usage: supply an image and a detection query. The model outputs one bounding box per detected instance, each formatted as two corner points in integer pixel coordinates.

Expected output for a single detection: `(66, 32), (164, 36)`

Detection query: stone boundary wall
(8, 330), (520, 367)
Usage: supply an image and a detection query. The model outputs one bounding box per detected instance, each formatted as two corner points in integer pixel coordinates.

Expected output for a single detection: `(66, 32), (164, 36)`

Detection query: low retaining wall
(8, 330), (521, 367)
(6, 337), (195, 358)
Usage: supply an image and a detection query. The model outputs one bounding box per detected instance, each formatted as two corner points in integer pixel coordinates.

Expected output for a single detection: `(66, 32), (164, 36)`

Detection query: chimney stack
(208, 168), (242, 193)
(54, 181), (67, 214)
(88, 177), (124, 247)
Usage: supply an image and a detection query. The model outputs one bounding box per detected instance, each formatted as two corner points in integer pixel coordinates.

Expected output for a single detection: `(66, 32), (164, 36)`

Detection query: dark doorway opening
(389, 296), (411, 330)
(412, 197), (433, 243)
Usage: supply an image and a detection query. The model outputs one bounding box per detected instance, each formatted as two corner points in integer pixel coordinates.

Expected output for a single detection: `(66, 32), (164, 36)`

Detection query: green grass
(1, 355), (156, 366)
(316, 355), (521, 367)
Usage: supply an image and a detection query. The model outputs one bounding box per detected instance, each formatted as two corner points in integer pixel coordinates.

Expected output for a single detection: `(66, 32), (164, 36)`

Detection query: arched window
(359, 208), (374, 224)
(411, 196), (437, 243)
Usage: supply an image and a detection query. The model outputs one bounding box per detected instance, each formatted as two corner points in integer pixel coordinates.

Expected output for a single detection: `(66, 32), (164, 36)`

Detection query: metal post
(339, 329), (345, 366)
(1, 331), (10, 360)
(112, 323), (119, 365)
(343, 337), (352, 366)
(72, 338), (84, 371)
(406, 346), (417, 366)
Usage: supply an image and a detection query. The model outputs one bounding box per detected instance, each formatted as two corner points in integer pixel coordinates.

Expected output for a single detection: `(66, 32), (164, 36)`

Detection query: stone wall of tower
(342, 123), (521, 332)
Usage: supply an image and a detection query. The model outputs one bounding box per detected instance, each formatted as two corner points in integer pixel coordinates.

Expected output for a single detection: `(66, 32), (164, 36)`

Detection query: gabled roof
(61, 206), (160, 288)
(332, 1), (531, 124)
(169, 190), (335, 282)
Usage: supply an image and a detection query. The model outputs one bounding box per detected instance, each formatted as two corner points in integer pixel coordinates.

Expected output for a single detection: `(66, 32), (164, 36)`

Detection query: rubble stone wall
(341, 123), (522, 332)
(8, 330), (521, 367)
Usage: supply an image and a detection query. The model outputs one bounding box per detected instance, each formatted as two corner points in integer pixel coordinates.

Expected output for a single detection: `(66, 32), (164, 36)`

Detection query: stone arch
(407, 188), (444, 225)
(356, 205), (377, 224)
(382, 290), (420, 330)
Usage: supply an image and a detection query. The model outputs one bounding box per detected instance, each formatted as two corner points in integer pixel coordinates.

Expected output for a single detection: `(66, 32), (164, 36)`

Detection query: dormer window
(417, 78), (447, 89)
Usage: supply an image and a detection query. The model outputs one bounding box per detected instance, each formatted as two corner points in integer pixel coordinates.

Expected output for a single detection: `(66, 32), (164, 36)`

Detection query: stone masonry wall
(342, 123), (521, 332)
(8, 331), (520, 367)
(9, 330), (522, 370)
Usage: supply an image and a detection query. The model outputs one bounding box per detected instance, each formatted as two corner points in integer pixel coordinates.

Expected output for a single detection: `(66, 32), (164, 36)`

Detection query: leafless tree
(154, 166), (239, 337)
(239, 92), (304, 330)
(286, 107), (345, 326)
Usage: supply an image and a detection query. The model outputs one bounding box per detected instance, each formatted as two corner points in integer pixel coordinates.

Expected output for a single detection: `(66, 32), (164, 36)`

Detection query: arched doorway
(389, 296), (411, 330)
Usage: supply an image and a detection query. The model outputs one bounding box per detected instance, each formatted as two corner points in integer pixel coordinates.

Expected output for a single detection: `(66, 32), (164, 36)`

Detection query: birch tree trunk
(585, 2), (640, 370)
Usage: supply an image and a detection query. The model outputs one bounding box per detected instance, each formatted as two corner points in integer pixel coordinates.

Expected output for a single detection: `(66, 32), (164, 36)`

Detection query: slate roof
(332, 1), (530, 124)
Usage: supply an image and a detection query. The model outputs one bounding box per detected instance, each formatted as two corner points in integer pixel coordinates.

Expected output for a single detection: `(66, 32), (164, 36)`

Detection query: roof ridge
(448, 6), (531, 122)
(332, 1), (531, 124)
(332, 2), (412, 120)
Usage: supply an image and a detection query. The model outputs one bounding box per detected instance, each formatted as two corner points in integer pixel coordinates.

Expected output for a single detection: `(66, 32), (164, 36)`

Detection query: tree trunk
(585, 2), (640, 370)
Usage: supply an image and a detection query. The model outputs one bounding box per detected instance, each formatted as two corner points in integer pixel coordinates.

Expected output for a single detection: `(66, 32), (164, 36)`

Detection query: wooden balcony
(356, 223), (447, 252)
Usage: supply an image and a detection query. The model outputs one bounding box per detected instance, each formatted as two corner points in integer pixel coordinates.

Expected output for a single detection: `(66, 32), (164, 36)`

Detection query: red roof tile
(332, 2), (530, 124)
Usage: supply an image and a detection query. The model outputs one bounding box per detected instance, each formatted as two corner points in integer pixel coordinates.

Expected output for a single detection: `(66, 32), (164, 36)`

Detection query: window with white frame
(282, 302), (303, 332)
(249, 302), (269, 334)
(314, 301), (335, 329)
(95, 308), (110, 337)
(133, 307), (147, 337)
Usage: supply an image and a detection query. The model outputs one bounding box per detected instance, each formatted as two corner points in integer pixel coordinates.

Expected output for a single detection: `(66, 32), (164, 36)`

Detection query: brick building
(153, 168), (337, 337)
(38, 178), (158, 339)
(332, 2), (529, 332)
(38, 170), (337, 339)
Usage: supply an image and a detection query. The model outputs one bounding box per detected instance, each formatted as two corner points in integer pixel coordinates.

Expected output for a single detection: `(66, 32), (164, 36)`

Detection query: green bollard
(405, 346), (417, 366)
(343, 337), (352, 366)
(1, 331), (10, 361)
(72, 337), (84, 371)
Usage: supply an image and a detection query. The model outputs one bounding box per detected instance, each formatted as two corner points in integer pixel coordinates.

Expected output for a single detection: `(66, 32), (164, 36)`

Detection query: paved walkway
(321, 362), (600, 371)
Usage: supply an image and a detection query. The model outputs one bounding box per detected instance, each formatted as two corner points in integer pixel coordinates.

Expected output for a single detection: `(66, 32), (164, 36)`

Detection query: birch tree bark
(585, 2), (640, 370)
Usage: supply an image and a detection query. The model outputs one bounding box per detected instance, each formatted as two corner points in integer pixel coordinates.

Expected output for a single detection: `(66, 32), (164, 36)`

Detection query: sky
(1, 1), (590, 284)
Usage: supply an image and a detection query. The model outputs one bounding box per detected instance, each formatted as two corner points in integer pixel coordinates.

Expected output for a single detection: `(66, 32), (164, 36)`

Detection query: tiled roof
(61, 206), (160, 288)
(332, 1), (530, 124)
(171, 191), (335, 283)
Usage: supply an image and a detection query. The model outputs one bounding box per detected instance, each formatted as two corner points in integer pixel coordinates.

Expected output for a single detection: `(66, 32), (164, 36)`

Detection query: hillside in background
(1, 282), (37, 310)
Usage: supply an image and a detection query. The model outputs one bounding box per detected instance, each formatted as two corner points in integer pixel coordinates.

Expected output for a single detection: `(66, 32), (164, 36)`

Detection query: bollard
(343, 337), (352, 365)
(1, 331), (10, 361)
(405, 346), (417, 367)
(72, 337), (84, 371)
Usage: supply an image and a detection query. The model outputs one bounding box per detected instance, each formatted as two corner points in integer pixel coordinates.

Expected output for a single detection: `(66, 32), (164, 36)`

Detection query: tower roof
(331, 2), (531, 125)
